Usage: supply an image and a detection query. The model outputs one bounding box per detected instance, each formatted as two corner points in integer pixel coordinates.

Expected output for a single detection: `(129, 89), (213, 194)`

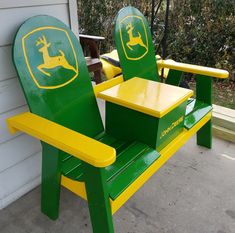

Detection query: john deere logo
(119, 16), (148, 60)
(22, 27), (78, 89)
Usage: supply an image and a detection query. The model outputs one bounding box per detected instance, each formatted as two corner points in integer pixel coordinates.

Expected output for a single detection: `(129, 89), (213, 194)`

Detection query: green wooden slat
(105, 142), (149, 181)
(95, 132), (132, 154)
(60, 152), (72, 162)
(185, 99), (208, 116)
(62, 157), (82, 176)
(97, 133), (118, 145)
(108, 147), (160, 200)
(61, 133), (132, 181)
(184, 104), (212, 129)
(110, 140), (132, 154)
(65, 165), (84, 180)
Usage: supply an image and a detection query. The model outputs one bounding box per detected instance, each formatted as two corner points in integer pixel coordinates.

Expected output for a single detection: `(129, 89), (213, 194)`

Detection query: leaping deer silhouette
(36, 35), (76, 77)
(126, 23), (147, 51)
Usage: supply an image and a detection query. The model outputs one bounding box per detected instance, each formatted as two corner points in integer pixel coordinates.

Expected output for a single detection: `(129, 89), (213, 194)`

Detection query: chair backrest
(13, 15), (104, 137)
(114, 6), (160, 81)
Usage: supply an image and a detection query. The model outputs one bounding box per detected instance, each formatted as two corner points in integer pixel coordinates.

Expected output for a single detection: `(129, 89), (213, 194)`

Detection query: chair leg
(84, 164), (114, 233)
(41, 143), (61, 220)
(197, 119), (212, 149)
(94, 70), (102, 84)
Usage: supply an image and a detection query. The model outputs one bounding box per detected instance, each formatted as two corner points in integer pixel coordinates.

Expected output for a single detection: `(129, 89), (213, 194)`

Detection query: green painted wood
(61, 134), (130, 181)
(41, 142), (61, 220)
(108, 147), (160, 200)
(60, 134), (160, 202)
(184, 100), (212, 129)
(61, 133), (131, 182)
(106, 102), (158, 148)
(105, 142), (149, 181)
(62, 157), (82, 176)
(84, 164), (114, 233)
(106, 101), (187, 150)
(13, 15), (104, 138)
(195, 75), (212, 148)
(196, 75), (212, 105)
(165, 70), (183, 86)
(197, 119), (212, 148)
(185, 99), (197, 115)
(13, 15), (104, 222)
(114, 6), (159, 81)
(155, 102), (187, 151)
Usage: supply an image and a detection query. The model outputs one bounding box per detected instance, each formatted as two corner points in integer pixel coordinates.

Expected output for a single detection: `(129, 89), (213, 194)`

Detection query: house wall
(0, 0), (79, 209)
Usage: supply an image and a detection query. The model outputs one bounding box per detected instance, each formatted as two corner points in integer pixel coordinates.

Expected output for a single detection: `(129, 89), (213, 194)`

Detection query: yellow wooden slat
(7, 112), (116, 167)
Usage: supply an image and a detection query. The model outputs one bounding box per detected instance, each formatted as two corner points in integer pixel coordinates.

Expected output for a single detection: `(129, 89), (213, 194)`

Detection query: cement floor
(0, 100), (235, 233)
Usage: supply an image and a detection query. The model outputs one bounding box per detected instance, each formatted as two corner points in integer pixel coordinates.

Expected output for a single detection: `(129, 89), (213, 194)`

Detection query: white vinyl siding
(0, 0), (78, 209)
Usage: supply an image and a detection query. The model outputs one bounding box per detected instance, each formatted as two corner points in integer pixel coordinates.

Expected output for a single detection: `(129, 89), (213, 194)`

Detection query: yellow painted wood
(61, 175), (87, 200)
(93, 75), (124, 97)
(157, 59), (229, 79)
(7, 112), (116, 167)
(98, 77), (193, 118)
(111, 112), (212, 214)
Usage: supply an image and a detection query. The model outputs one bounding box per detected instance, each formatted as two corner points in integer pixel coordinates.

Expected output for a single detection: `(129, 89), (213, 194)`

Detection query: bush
(77, 0), (234, 80)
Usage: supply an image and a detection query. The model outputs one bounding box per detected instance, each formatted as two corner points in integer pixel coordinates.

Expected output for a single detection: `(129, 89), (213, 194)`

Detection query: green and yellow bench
(7, 7), (228, 233)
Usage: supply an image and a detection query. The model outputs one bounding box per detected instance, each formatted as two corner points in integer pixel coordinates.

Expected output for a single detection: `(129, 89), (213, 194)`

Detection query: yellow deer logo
(126, 23), (147, 51)
(36, 36), (76, 76)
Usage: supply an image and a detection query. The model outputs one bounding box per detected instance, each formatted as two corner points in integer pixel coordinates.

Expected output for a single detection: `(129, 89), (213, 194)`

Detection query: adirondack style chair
(111, 6), (229, 148)
(7, 10), (228, 233)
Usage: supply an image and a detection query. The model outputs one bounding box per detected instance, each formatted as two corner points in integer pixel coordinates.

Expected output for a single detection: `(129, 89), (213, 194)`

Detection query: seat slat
(185, 99), (212, 129)
(108, 147), (160, 200)
(105, 142), (149, 181)
(61, 152), (72, 162)
(65, 165), (84, 180)
(111, 139), (131, 154)
(61, 133), (160, 200)
(97, 133), (118, 145)
(61, 133), (131, 181)
(62, 157), (82, 176)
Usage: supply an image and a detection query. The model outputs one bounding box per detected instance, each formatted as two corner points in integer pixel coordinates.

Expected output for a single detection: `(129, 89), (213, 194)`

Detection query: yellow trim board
(93, 75), (124, 97)
(61, 176), (87, 200)
(98, 77), (193, 118)
(60, 112), (211, 214)
(7, 112), (116, 167)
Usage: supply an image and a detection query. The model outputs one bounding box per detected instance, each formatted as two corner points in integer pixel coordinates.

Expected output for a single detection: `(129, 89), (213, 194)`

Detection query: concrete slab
(0, 99), (235, 233)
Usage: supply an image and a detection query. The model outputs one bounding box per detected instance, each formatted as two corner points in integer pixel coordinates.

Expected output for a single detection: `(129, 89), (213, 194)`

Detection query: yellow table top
(98, 77), (193, 118)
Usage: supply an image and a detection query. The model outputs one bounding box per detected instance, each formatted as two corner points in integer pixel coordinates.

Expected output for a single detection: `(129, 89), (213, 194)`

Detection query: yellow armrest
(93, 75), (124, 97)
(157, 59), (229, 79)
(7, 112), (116, 168)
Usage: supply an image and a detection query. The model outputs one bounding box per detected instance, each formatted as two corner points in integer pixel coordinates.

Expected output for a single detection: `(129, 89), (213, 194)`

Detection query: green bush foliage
(77, 0), (234, 80)
(168, 0), (234, 74)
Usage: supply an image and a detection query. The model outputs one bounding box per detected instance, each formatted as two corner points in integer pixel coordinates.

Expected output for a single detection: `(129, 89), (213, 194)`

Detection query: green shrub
(77, 0), (234, 80)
